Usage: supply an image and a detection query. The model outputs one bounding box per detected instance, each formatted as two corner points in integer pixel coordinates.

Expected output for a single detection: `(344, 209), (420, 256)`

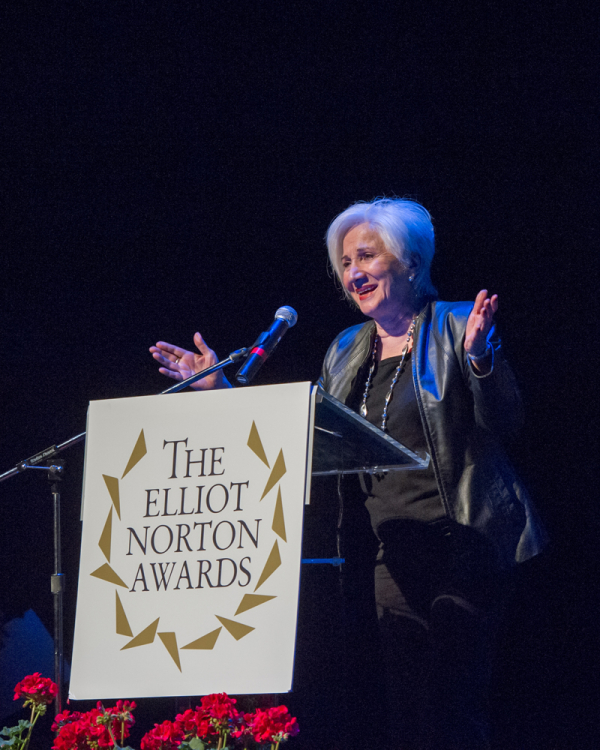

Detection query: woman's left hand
(464, 289), (498, 358)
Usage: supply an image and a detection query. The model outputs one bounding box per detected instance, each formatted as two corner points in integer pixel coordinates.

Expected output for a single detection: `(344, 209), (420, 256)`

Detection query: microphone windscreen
(275, 306), (298, 327)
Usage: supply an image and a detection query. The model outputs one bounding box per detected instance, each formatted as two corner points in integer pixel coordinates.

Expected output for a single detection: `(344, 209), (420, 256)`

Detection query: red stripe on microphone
(250, 346), (267, 359)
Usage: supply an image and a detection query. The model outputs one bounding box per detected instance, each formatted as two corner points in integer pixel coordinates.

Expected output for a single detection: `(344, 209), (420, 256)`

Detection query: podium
(69, 383), (428, 701)
(312, 386), (428, 475)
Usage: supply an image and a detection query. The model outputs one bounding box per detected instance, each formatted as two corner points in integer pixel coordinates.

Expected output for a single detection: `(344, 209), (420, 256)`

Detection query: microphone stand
(0, 345), (249, 713)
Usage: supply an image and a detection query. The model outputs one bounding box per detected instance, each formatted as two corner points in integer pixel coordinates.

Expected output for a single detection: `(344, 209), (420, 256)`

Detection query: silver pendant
(360, 403), (368, 418)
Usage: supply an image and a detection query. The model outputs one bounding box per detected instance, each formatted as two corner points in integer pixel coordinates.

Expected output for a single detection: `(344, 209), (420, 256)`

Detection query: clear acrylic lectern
(311, 386), (430, 476)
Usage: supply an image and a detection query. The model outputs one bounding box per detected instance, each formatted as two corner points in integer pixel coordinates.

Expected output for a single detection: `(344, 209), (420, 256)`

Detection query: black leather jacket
(319, 300), (548, 568)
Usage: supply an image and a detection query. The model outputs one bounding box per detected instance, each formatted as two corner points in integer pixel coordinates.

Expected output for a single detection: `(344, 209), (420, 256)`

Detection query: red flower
(199, 692), (240, 723)
(51, 709), (83, 732)
(52, 702), (137, 750)
(52, 710), (104, 750)
(105, 699), (137, 718)
(246, 705), (299, 744)
(14, 673), (58, 705)
(231, 712), (257, 740)
(99, 700), (137, 737)
(175, 693), (242, 743)
(53, 719), (89, 750)
(174, 707), (217, 740)
(76, 707), (112, 748)
(140, 719), (185, 750)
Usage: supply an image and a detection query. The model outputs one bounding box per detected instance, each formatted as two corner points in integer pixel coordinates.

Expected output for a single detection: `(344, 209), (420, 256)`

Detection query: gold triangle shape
(260, 449), (286, 500)
(272, 487), (287, 542)
(235, 593), (276, 615)
(121, 618), (160, 650)
(115, 591), (133, 637)
(158, 632), (182, 671)
(98, 507), (113, 562)
(254, 540), (281, 591)
(247, 421), (270, 467)
(102, 475), (121, 520)
(216, 616), (255, 641)
(90, 563), (128, 588)
(182, 627), (222, 650)
(122, 429), (147, 479)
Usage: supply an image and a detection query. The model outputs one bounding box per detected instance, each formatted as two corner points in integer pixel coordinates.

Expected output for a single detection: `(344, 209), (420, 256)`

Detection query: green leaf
(187, 738), (205, 750)
(178, 742), (199, 750)
(1, 721), (30, 739)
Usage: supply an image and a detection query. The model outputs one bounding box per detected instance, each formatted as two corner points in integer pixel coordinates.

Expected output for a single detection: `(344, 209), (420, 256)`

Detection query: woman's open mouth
(356, 284), (377, 300)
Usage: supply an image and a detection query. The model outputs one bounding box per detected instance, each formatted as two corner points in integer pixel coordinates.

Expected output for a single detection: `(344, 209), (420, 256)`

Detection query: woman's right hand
(149, 333), (232, 390)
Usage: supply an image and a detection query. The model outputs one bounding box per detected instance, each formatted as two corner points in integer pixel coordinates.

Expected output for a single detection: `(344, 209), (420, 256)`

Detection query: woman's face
(341, 223), (413, 324)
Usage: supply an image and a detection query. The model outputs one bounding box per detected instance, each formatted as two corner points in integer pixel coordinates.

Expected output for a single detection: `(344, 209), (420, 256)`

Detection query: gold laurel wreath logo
(89, 422), (288, 671)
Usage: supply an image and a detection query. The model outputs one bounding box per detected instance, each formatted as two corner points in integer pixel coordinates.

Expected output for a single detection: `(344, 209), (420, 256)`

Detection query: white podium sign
(70, 382), (315, 700)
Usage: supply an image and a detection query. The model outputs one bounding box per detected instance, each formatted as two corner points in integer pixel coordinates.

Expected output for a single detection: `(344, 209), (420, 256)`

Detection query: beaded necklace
(359, 318), (417, 432)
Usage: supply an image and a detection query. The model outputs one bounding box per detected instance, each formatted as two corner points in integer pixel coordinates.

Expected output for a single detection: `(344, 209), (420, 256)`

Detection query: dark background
(1, 1), (597, 748)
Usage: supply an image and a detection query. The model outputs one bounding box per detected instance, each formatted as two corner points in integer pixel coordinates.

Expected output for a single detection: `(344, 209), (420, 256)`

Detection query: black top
(349, 352), (444, 536)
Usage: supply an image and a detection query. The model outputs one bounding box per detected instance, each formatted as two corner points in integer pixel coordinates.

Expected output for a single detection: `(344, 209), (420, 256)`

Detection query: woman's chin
(360, 297), (392, 321)
(357, 294), (378, 314)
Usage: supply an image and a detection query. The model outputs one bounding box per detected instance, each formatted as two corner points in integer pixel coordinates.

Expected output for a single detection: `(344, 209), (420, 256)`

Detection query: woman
(151, 198), (547, 749)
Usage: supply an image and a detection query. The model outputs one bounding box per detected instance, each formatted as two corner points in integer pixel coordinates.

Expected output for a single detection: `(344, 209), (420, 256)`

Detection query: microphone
(236, 306), (298, 385)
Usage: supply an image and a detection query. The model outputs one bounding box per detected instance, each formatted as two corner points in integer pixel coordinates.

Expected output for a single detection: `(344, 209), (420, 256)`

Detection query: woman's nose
(346, 261), (362, 281)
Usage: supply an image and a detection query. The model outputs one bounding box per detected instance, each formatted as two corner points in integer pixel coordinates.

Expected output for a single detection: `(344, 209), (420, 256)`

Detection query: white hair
(326, 197), (438, 301)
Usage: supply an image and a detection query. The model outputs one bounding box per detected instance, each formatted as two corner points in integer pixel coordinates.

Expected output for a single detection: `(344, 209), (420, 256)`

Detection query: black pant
(373, 519), (508, 750)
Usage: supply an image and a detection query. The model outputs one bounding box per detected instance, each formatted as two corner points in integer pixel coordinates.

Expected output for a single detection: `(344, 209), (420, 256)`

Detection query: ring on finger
(175, 357), (181, 364)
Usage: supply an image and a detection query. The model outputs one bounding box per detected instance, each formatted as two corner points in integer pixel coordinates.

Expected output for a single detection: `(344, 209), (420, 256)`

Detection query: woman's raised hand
(149, 332), (231, 390)
(464, 289), (498, 360)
